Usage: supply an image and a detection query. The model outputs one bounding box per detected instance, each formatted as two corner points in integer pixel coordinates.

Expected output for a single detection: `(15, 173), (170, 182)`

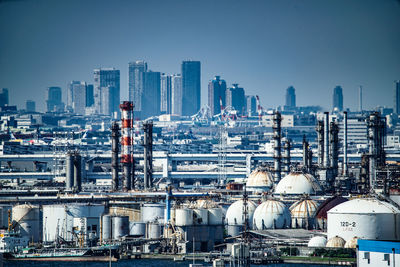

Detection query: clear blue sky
(0, 0), (399, 112)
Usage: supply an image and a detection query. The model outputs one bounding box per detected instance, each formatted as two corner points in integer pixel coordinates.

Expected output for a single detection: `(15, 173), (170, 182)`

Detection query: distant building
(46, 87), (64, 112)
(246, 95), (257, 116)
(0, 88), (9, 107)
(208, 76), (227, 116)
(333, 86), (343, 111)
(359, 86), (363, 112)
(141, 71), (161, 119)
(93, 68), (120, 116)
(171, 74), (182, 116)
(129, 61), (148, 116)
(226, 84), (245, 115)
(395, 80), (400, 114)
(26, 100), (35, 112)
(86, 84), (94, 107)
(285, 86), (296, 109)
(181, 60), (201, 116)
(161, 74), (172, 114)
(67, 81), (87, 115)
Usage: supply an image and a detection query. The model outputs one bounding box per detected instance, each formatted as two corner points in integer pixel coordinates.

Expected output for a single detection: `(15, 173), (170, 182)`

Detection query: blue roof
(358, 240), (400, 254)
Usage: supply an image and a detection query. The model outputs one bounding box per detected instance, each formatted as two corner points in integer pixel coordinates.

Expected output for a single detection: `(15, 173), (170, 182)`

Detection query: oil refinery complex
(0, 102), (400, 266)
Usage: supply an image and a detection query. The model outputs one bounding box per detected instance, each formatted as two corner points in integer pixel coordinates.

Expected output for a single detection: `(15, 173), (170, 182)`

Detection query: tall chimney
(359, 86), (363, 112)
(65, 151), (74, 190)
(316, 120), (324, 167)
(120, 101), (134, 191)
(73, 152), (82, 192)
(323, 112), (330, 168)
(272, 112), (282, 183)
(343, 111), (348, 176)
(302, 135), (308, 171)
(143, 121), (153, 189)
(283, 138), (291, 175)
(111, 121), (120, 191)
(330, 121), (339, 177)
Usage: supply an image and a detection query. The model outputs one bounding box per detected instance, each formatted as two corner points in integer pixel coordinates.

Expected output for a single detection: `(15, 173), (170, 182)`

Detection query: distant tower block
(120, 101), (134, 191)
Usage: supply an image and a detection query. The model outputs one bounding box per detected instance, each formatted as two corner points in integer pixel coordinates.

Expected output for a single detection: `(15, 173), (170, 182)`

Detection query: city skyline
(1, 0), (399, 112)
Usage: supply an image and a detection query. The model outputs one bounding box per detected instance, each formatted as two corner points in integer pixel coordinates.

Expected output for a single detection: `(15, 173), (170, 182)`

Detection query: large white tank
(290, 199), (318, 229)
(327, 198), (400, 241)
(42, 204), (104, 242)
(175, 208), (194, 226)
(112, 216), (129, 240)
(307, 236), (327, 248)
(253, 200), (290, 229)
(274, 172), (322, 195)
(129, 222), (146, 237)
(12, 204), (41, 242)
(225, 200), (257, 227)
(326, 236), (345, 248)
(208, 208), (223, 225)
(101, 215), (112, 241)
(146, 223), (162, 239)
(246, 169), (274, 193)
(141, 203), (165, 223)
(193, 209), (208, 225)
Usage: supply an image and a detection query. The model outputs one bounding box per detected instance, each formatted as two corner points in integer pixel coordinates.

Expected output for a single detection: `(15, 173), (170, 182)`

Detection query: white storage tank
(290, 199), (319, 229)
(141, 203), (165, 223)
(101, 215), (112, 241)
(193, 209), (208, 225)
(112, 216), (129, 239)
(12, 204), (41, 242)
(326, 236), (345, 248)
(146, 223), (162, 239)
(175, 208), (194, 226)
(274, 172), (322, 195)
(307, 236), (327, 248)
(208, 208), (223, 225)
(225, 200), (257, 237)
(253, 200), (290, 229)
(42, 204), (104, 242)
(327, 198), (400, 242)
(246, 169), (274, 193)
(129, 222), (146, 237)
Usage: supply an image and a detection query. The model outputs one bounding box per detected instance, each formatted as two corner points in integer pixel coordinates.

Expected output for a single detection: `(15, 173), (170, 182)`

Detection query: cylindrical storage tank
(326, 236), (345, 248)
(146, 223), (162, 239)
(141, 203), (165, 223)
(112, 216), (129, 239)
(290, 199), (319, 229)
(253, 200), (291, 230)
(344, 236), (358, 249)
(175, 209), (194, 226)
(193, 209), (208, 225)
(129, 222), (146, 237)
(0, 205), (12, 229)
(42, 204), (105, 242)
(327, 198), (400, 242)
(12, 204), (41, 242)
(208, 208), (223, 225)
(101, 215), (112, 241)
(308, 236), (327, 248)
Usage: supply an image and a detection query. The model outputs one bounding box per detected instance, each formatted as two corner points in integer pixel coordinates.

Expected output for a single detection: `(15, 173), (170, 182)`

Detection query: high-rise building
(285, 86), (296, 108)
(129, 61), (148, 115)
(226, 84), (245, 115)
(141, 71), (161, 119)
(86, 84), (94, 107)
(160, 74), (172, 114)
(171, 74), (182, 116)
(208, 76), (227, 116)
(246, 95), (257, 116)
(26, 100), (35, 112)
(395, 80), (400, 114)
(67, 81), (87, 115)
(333, 86), (343, 111)
(181, 60), (200, 116)
(0, 88), (9, 107)
(93, 68), (120, 116)
(46, 87), (64, 112)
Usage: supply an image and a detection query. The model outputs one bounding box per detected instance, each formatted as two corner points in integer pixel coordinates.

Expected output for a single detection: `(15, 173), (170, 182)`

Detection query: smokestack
(330, 121), (339, 177)
(343, 112), (348, 176)
(316, 120), (324, 167)
(308, 149), (313, 173)
(283, 138), (291, 175)
(65, 151), (74, 190)
(143, 121), (153, 189)
(367, 113), (377, 190)
(273, 112), (282, 183)
(359, 86), (363, 112)
(302, 135), (308, 171)
(73, 152), (82, 192)
(323, 112), (330, 168)
(111, 121), (120, 191)
(120, 101), (134, 191)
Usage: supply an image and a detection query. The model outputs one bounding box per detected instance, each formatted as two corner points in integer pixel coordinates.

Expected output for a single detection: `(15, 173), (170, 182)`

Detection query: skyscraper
(160, 74), (172, 114)
(26, 100), (35, 112)
(333, 86), (343, 111)
(86, 84), (94, 107)
(67, 81), (87, 115)
(181, 60), (200, 116)
(208, 76), (227, 116)
(395, 80), (400, 114)
(285, 86), (296, 108)
(171, 74), (182, 116)
(46, 87), (64, 112)
(0, 88), (9, 107)
(93, 68), (120, 116)
(129, 61), (148, 115)
(226, 84), (245, 115)
(246, 95), (257, 116)
(141, 71), (161, 119)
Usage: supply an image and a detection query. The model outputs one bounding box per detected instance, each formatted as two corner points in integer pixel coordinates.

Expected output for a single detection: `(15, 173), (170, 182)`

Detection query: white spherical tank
(225, 200), (257, 227)
(141, 203), (165, 223)
(308, 236), (327, 248)
(246, 169), (274, 192)
(290, 199), (318, 229)
(253, 200), (290, 229)
(175, 208), (194, 226)
(327, 198), (400, 241)
(208, 208), (223, 225)
(344, 236), (358, 249)
(12, 204), (41, 242)
(274, 172), (322, 195)
(42, 204), (104, 242)
(326, 236), (345, 248)
(193, 209), (208, 225)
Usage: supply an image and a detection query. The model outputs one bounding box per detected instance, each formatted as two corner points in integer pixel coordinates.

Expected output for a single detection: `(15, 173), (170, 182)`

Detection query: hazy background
(0, 0), (399, 112)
